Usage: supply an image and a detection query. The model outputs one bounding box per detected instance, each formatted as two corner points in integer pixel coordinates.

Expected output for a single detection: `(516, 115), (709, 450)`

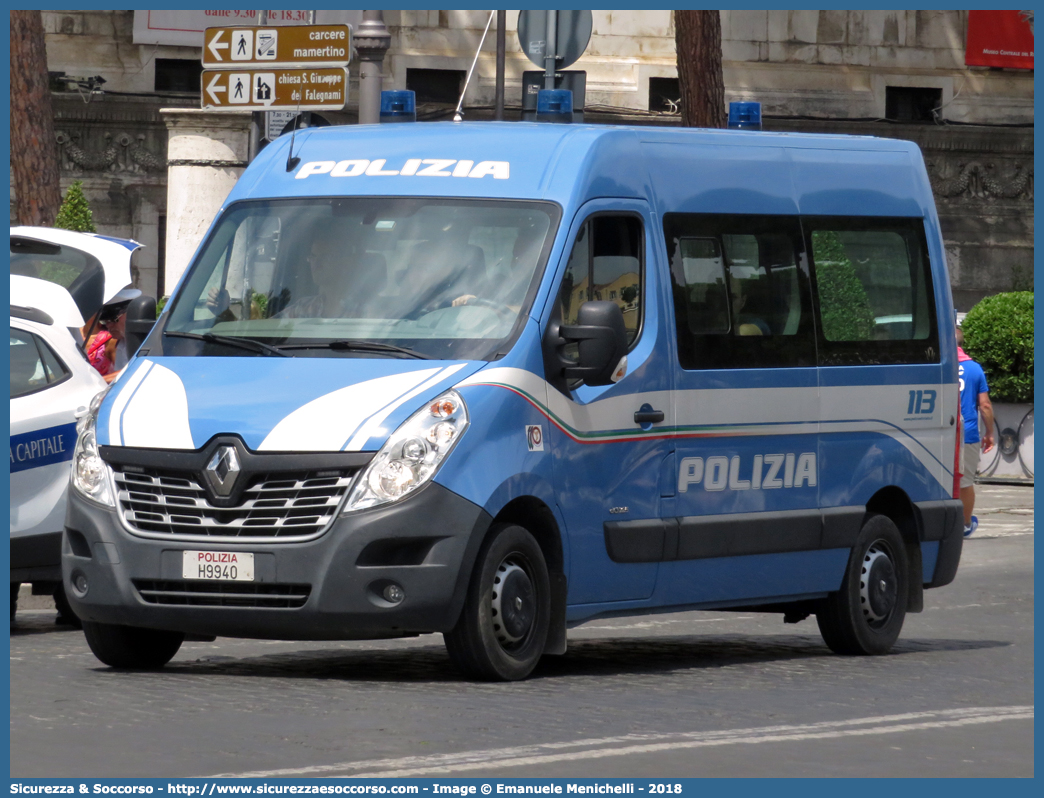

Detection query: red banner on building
(966, 10), (1034, 69)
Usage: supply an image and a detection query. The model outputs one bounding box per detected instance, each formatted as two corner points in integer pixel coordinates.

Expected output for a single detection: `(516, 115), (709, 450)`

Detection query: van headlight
(72, 410), (114, 507)
(344, 390), (469, 512)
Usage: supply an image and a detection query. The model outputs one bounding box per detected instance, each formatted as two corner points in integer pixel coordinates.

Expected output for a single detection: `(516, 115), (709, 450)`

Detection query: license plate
(182, 550), (254, 581)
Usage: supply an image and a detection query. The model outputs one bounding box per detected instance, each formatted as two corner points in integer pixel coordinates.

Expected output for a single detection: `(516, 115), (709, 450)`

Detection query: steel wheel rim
(859, 541), (898, 628)
(490, 555), (536, 651)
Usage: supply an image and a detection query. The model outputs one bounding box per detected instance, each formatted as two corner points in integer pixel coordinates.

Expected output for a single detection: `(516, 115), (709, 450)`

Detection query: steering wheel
(455, 297), (516, 321)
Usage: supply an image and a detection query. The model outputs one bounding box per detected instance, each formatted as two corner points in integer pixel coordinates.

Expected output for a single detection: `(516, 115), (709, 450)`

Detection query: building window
(885, 86), (942, 123)
(155, 59), (203, 93)
(649, 77), (681, 112)
(406, 69), (466, 104)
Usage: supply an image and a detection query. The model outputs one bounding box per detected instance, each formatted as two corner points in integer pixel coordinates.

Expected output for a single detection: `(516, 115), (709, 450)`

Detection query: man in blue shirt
(956, 327), (995, 536)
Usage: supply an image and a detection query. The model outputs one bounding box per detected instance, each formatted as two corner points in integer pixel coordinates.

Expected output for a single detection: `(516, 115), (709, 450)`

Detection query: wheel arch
(491, 496), (568, 655)
(866, 486), (924, 613)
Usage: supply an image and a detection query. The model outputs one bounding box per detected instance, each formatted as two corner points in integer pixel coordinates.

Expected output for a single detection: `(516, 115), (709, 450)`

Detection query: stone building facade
(18, 9), (1032, 309)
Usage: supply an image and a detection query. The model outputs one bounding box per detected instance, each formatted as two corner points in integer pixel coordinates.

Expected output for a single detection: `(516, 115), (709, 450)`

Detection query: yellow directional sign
(203, 25), (351, 68)
(201, 68), (348, 111)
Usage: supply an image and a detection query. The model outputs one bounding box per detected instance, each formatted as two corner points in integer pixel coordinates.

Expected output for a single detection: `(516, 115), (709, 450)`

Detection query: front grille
(133, 579), (311, 608)
(113, 466), (356, 542)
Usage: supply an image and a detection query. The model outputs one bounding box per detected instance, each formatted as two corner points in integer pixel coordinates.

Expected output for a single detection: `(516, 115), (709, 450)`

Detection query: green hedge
(811, 230), (875, 341)
(961, 291), (1034, 403)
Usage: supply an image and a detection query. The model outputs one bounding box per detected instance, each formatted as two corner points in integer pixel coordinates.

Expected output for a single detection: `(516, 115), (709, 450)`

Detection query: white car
(10, 228), (142, 622)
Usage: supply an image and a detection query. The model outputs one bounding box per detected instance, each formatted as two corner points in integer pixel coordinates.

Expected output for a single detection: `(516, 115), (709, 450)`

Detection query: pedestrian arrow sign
(201, 68), (348, 111)
(203, 25), (352, 68)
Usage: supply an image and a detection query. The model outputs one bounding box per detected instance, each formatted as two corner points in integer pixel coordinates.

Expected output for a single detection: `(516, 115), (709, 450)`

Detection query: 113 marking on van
(906, 389), (937, 418)
(295, 159), (510, 179)
(679, 452), (817, 492)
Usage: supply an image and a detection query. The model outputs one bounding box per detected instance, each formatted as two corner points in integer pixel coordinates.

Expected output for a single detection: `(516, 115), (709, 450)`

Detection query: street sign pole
(355, 11), (391, 125)
(249, 10), (268, 162)
(543, 10), (557, 90)
(495, 10), (506, 120)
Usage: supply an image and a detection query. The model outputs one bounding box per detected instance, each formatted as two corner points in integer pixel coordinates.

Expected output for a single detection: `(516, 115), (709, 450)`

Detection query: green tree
(53, 180), (97, 233)
(812, 231), (875, 341)
(962, 292), (1034, 403)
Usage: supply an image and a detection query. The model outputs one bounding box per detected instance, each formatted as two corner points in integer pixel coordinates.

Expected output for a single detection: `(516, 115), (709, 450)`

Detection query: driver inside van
(276, 225), (377, 319)
(402, 232), (489, 316)
(434, 222), (544, 314)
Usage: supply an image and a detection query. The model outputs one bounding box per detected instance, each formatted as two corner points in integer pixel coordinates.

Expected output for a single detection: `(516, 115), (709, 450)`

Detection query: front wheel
(817, 514), (909, 655)
(82, 621), (184, 669)
(444, 524), (551, 681)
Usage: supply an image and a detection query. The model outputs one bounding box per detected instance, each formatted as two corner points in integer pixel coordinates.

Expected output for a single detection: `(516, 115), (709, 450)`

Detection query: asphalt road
(10, 484), (1033, 778)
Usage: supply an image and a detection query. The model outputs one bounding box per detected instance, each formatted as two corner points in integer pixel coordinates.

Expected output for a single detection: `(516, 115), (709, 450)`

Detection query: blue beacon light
(536, 89), (573, 123)
(728, 101), (762, 130)
(380, 90), (417, 123)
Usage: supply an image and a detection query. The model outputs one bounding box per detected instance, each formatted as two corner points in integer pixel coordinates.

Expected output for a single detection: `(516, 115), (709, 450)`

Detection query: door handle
(634, 406), (665, 425)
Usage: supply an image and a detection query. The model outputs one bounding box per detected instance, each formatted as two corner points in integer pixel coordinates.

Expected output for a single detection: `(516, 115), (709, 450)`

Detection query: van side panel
(641, 142), (799, 216)
(789, 148), (924, 217)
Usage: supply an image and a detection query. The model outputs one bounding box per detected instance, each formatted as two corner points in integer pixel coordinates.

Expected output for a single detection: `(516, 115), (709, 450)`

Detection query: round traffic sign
(516, 10), (592, 70)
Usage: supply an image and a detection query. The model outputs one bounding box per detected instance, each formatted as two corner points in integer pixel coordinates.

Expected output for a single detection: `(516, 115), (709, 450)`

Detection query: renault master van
(63, 122), (964, 680)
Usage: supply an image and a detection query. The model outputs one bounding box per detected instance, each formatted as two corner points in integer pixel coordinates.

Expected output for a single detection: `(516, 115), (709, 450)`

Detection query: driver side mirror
(124, 294), (156, 357)
(558, 300), (628, 387)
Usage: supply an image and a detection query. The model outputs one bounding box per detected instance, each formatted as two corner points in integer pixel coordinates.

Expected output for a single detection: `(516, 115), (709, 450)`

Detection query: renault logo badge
(204, 445), (241, 497)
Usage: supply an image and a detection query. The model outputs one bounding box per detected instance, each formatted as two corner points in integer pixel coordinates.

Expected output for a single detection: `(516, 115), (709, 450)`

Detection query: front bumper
(62, 482), (491, 640)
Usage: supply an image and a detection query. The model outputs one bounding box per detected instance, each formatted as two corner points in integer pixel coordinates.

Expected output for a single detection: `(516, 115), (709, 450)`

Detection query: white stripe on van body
(118, 361), (195, 449)
(106, 359), (153, 446)
(344, 363), (467, 451)
(258, 368), (442, 452)
(455, 367), (952, 492)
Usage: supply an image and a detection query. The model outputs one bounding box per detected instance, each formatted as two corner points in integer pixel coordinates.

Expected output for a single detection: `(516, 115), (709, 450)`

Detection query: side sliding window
(664, 213), (816, 370)
(804, 216), (939, 366)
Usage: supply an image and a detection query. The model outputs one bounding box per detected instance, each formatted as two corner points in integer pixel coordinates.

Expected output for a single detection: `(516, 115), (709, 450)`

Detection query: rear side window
(10, 328), (71, 398)
(10, 237), (100, 290)
(806, 217), (938, 365)
(665, 214), (816, 370)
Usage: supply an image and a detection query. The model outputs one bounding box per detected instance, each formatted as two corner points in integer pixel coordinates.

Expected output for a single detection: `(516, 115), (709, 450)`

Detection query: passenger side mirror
(559, 301), (628, 387)
(124, 294), (156, 357)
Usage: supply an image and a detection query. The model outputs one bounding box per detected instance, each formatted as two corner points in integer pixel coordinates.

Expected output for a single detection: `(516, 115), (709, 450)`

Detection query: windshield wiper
(163, 331), (291, 357)
(275, 340), (431, 359)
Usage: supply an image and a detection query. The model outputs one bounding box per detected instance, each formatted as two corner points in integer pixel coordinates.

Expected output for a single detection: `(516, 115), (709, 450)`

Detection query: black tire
(817, 514), (909, 655)
(53, 584), (83, 629)
(81, 621), (184, 669)
(444, 524), (551, 681)
(11, 583), (20, 622)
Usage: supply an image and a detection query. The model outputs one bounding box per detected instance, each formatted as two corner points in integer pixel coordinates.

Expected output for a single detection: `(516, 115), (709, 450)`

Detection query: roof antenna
(453, 11), (496, 123)
(285, 86), (305, 172)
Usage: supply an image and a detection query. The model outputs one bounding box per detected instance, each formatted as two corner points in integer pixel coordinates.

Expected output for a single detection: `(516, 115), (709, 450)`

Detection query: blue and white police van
(63, 116), (964, 680)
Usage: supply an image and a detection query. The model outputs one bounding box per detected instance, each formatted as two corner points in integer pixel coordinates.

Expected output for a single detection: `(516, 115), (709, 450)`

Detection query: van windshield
(164, 198), (559, 360)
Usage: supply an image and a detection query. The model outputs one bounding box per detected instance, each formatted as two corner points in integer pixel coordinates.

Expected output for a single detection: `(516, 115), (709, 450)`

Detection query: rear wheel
(81, 621), (184, 669)
(444, 524), (551, 681)
(817, 514), (909, 655)
(10, 583), (20, 622)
